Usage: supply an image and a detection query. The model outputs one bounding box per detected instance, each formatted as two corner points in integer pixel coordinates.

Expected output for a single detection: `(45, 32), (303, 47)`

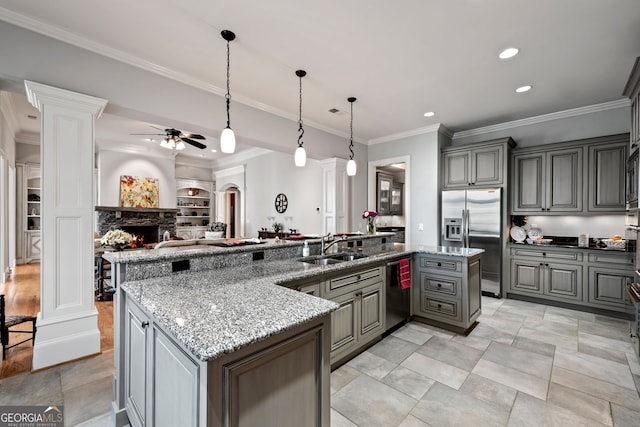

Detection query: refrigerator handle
(464, 209), (470, 248)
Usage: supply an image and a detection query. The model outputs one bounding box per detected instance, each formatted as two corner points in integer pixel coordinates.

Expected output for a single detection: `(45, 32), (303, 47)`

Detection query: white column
(319, 158), (349, 234)
(25, 81), (107, 370)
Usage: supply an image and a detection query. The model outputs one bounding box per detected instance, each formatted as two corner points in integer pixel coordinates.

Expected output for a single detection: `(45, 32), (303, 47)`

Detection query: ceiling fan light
(160, 139), (170, 149)
(295, 146), (306, 167)
(347, 159), (357, 176)
(221, 127), (236, 153)
(175, 140), (186, 150)
(168, 138), (176, 148)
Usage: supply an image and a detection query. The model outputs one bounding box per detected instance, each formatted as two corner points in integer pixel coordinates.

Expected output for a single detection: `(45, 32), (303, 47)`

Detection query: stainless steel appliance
(385, 258), (411, 331)
(441, 189), (502, 297)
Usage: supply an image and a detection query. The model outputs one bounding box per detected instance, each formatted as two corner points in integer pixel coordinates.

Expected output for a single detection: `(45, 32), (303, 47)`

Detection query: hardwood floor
(0, 263), (113, 378)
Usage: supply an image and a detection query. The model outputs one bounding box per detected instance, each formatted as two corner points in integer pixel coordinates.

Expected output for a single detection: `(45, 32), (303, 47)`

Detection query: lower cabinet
(509, 247), (633, 314)
(413, 254), (482, 334)
(124, 294), (332, 427)
(323, 267), (385, 366)
(125, 299), (199, 427)
(25, 231), (41, 262)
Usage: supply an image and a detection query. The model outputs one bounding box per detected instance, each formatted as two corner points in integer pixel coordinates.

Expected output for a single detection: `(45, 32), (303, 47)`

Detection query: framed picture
(119, 175), (159, 208)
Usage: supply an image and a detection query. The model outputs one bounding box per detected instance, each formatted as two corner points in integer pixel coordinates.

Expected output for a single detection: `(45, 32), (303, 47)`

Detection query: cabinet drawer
(420, 294), (462, 322)
(325, 267), (382, 296)
(419, 256), (462, 274)
(421, 272), (460, 298)
(588, 252), (634, 267)
(510, 247), (583, 261)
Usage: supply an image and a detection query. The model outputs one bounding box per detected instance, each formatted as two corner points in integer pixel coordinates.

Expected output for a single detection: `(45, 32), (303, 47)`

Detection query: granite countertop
(118, 241), (484, 362)
(507, 242), (628, 252)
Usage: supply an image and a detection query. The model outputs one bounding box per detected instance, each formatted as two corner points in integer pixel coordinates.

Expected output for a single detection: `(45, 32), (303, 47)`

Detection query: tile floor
(2, 297), (640, 426)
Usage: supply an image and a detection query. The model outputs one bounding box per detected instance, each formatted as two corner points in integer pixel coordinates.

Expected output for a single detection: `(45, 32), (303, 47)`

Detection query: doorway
(225, 187), (240, 238)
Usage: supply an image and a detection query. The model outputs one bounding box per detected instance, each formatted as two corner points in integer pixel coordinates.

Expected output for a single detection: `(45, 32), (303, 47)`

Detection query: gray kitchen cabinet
(544, 262), (582, 302)
(125, 298), (200, 427)
(623, 56), (640, 153)
(377, 173), (393, 214)
(510, 259), (543, 294)
(587, 252), (634, 311)
(442, 139), (515, 189)
(511, 134), (628, 215)
(588, 141), (627, 212)
(513, 148), (583, 213)
(413, 253), (481, 334)
(324, 267), (385, 366)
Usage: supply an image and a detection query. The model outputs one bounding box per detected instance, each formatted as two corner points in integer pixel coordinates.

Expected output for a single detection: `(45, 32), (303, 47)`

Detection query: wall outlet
(418, 223), (424, 231)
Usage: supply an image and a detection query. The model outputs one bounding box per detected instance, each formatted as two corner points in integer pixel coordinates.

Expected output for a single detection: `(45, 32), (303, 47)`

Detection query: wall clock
(275, 193), (288, 213)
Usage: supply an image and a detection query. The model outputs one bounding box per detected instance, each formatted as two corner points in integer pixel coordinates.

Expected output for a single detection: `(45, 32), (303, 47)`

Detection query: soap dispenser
(302, 240), (310, 257)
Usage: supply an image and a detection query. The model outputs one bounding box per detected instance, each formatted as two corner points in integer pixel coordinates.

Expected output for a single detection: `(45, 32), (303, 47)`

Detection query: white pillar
(319, 158), (349, 234)
(25, 81), (107, 370)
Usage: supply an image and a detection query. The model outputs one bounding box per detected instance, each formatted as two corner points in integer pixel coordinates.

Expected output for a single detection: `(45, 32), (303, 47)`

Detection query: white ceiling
(1, 0), (639, 160)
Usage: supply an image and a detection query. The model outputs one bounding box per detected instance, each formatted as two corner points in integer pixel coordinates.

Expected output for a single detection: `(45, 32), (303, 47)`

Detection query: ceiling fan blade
(180, 132), (205, 140)
(182, 138), (207, 149)
(130, 133), (165, 136)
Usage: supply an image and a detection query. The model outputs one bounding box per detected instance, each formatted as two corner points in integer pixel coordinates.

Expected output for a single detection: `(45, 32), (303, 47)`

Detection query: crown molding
(368, 123), (448, 145)
(15, 130), (39, 145)
(452, 99), (630, 140)
(0, 91), (19, 135)
(0, 7), (351, 141)
(213, 164), (245, 180)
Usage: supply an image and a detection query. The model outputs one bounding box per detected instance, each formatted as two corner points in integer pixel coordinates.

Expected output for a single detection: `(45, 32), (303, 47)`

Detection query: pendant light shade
(346, 97), (357, 176)
(221, 30), (236, 154)
(295, 69), (307, 167)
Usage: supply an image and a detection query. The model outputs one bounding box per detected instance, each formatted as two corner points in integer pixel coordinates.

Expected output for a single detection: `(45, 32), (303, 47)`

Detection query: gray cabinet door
(358, 282), (384, 341)
(510, 259), (543, 294)
(512, 153), (545, 213)
(330, 292), (358, 356)
(297, 282), (321, 297)
(442, 151), (471, 188)
(125, 302), (150, 427)
(152, 328), (199, 427)
(544, 262), (582, 301)
(588, 266), (633, 309)
(547, 148), (583, 212)
(472, 145), (503, 186)
(588, 142), (627, 212)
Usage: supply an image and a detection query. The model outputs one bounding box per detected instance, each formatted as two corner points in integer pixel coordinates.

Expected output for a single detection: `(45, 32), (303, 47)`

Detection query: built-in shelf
(175, 179), (214, 239)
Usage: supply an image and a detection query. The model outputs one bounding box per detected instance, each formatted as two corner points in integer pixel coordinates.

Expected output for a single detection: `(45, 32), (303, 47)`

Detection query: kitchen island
(105, 235), (483, 426)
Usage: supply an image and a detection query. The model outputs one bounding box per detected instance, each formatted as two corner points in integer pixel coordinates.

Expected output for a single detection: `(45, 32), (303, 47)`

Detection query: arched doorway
(225, 187), (241, 238)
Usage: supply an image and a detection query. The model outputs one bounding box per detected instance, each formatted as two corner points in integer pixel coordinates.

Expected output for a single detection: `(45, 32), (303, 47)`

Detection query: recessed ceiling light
(210, 149), (217, 153)
(144, 138), (155, 142)
(515, 85), (532, 93)
(499, 47), (519, 59)
(423, 111), (435, 117)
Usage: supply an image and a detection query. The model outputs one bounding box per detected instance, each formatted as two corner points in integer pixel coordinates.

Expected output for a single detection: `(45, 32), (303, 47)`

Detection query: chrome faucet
(322, 233), (346, 255)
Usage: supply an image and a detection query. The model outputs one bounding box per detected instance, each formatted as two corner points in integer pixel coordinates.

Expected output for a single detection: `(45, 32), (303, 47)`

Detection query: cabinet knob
(541, 208), (545, 211)
(437, 304), (442, 309)
(355, 291), (363, 298)
(437, 262), (442, 267)
(141, 321), (149, 328)
(356, 275), (361, 281)
(437, 283), (442, 288)
(542, 253), (546, 256)
(545, 263), (549, 267)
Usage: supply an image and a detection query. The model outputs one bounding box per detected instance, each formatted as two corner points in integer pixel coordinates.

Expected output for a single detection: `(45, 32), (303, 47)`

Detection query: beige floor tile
(60, 350), (114, 392)
(331, 364), (360, 395)
(625, 352), (640, 376)
(544, 306), (596, 323)
(547, 382), (613, 426)
(398, 414), (433, 427)
(579, 319), (632, 342)
(391, 323), (435, 346)
(476, 314), (523, 335)
(523, 317), (578, 338)
(346, 350), (397, 380)
(472, 359), (549, 400)
(450, 332), (493, 351)
(416, 335), (484, 371)
(469, 322), (516, 345)
(0, 367), (62, 405)
(401, 352), (469, 390)
(543, 311), (579, 327)
(611, 403), (640, 427)
(554, 347), (636, 390)
(411, 382), (509, 427)
(507, 392), (609, 427)
(578, 341), (629, 365)
(517, 326), (578, 350)
(460, 373), (518, 411)
(483, 341), (553, 380)
(579, 331), (635, 354)
(63, 376), (112, 426)
(551, 366), (640, 412)
(511, 335), (556, 358)
(382, 365), (435, 400)
(368, 335), (419, 364)
(330, 408), (358, 427)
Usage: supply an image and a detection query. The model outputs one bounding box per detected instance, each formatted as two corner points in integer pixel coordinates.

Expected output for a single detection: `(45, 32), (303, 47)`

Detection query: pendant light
(220, 30), (236, 154)
(346, 97), (357, 176)
(295, 69), (307, 167)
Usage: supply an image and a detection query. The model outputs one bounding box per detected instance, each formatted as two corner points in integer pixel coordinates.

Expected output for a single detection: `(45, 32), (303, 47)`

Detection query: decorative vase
(367, 219), (376, 235)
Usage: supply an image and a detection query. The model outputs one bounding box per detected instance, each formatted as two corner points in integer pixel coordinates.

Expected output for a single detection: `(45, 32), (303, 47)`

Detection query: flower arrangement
(100, 229), (135, 251)
(362, 210), (378, 234)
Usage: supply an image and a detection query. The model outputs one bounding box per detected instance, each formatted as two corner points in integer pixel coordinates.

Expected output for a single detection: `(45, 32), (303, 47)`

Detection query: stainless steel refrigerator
(441, 188), (502, 297)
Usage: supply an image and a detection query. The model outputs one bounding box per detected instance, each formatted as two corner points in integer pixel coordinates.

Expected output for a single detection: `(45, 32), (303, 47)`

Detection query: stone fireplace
(96, 206), (178, 243)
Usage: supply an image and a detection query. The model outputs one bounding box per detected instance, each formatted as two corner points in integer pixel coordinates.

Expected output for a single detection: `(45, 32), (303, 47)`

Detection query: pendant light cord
(225, 38), (231, 128)
(297, 73), (304, 148)
(349, 100), (354, 160)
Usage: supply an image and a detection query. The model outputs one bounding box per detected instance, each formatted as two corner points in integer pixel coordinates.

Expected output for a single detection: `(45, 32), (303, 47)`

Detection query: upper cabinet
(376, 173), (393, 214)
(441, 138), (516, 190)
(511, 134), (628, 215)
(623, 56), (640, 153)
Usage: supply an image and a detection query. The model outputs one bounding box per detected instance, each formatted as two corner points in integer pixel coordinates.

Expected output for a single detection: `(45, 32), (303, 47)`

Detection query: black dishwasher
(385, 258), (411, 331)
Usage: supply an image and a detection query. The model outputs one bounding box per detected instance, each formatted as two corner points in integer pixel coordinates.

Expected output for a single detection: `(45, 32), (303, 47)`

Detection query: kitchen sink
(297, 252), (368, 265)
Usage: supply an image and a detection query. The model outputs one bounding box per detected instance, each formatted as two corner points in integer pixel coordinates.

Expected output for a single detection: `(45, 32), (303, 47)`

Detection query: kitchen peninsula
(104, 234), (483, 427)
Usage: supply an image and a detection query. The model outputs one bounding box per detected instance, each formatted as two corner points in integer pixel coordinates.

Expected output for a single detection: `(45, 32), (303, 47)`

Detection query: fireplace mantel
(95, 206), (179, 213)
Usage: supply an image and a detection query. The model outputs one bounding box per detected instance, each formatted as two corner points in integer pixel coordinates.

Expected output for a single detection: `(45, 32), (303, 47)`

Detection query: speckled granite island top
(116, 240), (483, 362)
(121, 259), (340, 362)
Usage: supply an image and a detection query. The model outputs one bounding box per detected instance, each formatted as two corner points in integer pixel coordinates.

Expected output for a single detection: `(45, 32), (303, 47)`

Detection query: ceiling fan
(132, 127), (207, 150)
